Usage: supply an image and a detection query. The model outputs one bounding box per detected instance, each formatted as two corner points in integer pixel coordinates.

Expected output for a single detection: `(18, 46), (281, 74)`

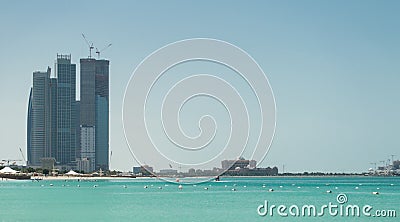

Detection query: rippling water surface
(0, 177), (399, 221)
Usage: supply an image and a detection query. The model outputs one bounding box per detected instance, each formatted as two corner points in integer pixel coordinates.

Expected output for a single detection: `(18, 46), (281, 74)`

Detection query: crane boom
(95, 43), (112, 59)
(82, 33), (94, 58)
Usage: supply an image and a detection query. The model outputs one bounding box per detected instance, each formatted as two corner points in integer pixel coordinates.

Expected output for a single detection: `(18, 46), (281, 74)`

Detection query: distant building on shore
(132, 165), (154, 176)
(221, 158), (278, 176)
(221, 157), (257, 170)
(159, 169), (178, 175)
(393, 160), (400, 170)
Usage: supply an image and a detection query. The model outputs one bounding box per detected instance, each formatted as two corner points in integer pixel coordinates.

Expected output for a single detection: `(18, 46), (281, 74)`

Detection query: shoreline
(29, 174), (399, 181)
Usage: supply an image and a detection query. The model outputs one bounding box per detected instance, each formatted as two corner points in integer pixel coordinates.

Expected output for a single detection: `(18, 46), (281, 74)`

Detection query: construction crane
(82, 33), (94, 58)
(1, 159), (22, 166)
(19, 147), (27, 166)
(95, 43), (112, 59)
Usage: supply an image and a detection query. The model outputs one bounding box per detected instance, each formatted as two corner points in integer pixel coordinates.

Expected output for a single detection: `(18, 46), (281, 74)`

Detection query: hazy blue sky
(0, 1), (399, 172)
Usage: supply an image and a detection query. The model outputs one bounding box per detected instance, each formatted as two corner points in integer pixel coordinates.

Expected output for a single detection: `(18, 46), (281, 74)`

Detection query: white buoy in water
(326, 190), (332, 193)
(158, 186), (162, 189)
(268, 188), (274, 192)
(144, 185), (148, 189)
(204, 187), (208, 190)
(123, 185), (127, 188)
(178, 185), (183, 190)
(279, 186), (283, 188)
(372, 191), (379, 195)
(50, 184), (53, 186)
(93, 185), (98, 188)
(355, 187), (359, 189)
(231, 188), (236, 191)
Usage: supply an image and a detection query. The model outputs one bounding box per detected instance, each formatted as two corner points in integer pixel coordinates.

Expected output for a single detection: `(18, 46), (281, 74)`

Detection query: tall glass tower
(30, 67), (51, 166)
(80, 58), (109, 171)
(55, 54), (76, 166)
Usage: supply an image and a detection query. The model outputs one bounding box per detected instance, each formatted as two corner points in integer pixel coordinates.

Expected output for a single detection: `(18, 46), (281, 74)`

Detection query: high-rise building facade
(49, 77), (58, 158)
(79, 126), (95, 172)
(27, 88), (33, 166)
(55, 54), (77, 166)
(29, 67), (51, 166)
(80, 58), (109, 170)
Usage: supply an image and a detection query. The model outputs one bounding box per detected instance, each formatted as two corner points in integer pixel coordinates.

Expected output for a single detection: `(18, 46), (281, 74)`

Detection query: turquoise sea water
(0, 177), (399, 222)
